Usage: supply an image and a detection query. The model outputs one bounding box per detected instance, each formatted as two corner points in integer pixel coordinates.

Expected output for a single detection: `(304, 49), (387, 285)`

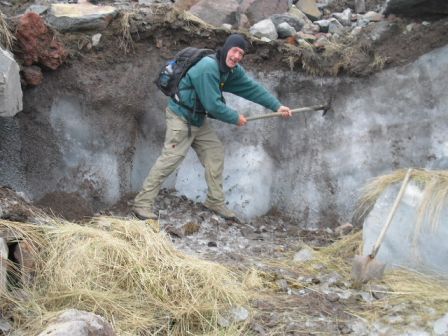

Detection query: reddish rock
(285, 35), (298, 46)
(22, 65), (43, 86)
(15, 12), (67, 70)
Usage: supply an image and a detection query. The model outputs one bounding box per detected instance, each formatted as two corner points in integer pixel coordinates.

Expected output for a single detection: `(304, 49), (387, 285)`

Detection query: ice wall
(174, 44), (448, 225)
(1, 44), (447, 226)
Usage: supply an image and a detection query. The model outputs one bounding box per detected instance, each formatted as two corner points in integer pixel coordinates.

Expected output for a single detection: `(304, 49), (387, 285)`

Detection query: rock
(293, 246), (314, 262)
(296, 0), (322, 21)
(326, 292), (339, 302)
(165, 225), (184, 238)
(189, 0), (240, 27)
(237, 13), (250, 30)
(314, 19), (330, 32)
(276, 279), (289, 292)
(276, 22), (296, 38)
(217, 315), (230, 327)
(240, 0), (289, 26)
(22, 65), (43, 86)
(15, 12), (67, 70)
(333, 8), (352, 26)
(230, 306), (249, 322)
(367, 20), (390, 41)
(288, 4), (312, 25)
(91, 33), (102, 47)
(25, 4), (49, 15)
(334, 223), (353, 236)
(36, 309), (116, 336)
(46, 3), (118, 32)
(0, 319), (11, 334)
(370, 284), (388, 300)
(301, 22), (320, 34)
(433, 312), (448, 335)
(328, 18), (343, 34)
(362, 11), (384, 22)
(0, 48), (23, 117)
(249, 19), (278, 40)
(174, 0), (200, 11)
(270, 13), (304, 32)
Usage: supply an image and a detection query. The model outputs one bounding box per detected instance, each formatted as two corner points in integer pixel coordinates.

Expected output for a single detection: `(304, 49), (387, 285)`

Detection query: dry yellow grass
(1, 217), (247, 335)
(118, 11), (135, 54)
(0, 10), (14, 50)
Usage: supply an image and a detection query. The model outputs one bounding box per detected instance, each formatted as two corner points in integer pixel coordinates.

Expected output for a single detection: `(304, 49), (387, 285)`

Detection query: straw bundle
(1, 216), (247, 335)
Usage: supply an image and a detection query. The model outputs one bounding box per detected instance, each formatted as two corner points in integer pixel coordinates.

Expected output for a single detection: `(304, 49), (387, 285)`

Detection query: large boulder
(0, 48), (22, 117)
(45, 3), (118, 32)
(384, 0), (448, 17)
(189, 0), (240, 27)
(240, 0), (289, 25)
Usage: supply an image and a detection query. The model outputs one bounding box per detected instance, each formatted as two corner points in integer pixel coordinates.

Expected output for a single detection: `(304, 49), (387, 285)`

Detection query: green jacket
(168, 56), (282, 127)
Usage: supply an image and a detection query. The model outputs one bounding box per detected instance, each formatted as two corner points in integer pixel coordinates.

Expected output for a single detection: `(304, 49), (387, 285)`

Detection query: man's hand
(277, 106), (292, 118)
(238, 115), (247, 126)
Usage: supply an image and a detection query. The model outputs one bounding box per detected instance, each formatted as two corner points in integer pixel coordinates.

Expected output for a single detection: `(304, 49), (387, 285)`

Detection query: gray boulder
(240, 0), (289, 25)
(270, 13), (305, 32)
(0, 48), (23, 118)
(45, 3), (118, 32)
(249, 18), (278, 40)
(189, 0), (240, 27)
(276, 22), (296, 38)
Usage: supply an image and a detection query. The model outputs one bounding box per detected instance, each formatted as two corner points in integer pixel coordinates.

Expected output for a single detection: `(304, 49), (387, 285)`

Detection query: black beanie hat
(216, 34), (249, 73)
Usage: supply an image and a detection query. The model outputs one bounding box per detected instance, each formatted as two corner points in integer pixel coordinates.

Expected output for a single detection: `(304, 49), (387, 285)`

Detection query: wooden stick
(245, 104), (328, 121)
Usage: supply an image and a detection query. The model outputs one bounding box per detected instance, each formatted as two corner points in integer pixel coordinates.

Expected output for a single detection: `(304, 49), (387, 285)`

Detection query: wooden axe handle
(245, 104), (328, 121)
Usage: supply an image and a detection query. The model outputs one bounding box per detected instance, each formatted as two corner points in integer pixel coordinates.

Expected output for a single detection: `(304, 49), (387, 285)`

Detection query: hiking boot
(132, 206), (158, 220)
(204, 203), (240, 222)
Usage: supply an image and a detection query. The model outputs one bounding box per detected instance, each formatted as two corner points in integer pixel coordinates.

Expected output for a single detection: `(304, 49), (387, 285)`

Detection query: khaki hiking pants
(134, 108), (226, 209)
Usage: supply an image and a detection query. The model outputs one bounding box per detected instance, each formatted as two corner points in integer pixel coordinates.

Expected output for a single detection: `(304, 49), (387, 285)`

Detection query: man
(133, 34), (292, 221)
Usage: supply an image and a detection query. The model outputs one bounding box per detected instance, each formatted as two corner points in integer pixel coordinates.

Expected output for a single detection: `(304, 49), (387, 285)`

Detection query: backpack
(154, 47), (215, 102)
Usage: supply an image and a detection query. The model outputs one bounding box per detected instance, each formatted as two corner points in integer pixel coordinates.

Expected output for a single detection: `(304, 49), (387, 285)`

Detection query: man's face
(225, 47), (245, 68)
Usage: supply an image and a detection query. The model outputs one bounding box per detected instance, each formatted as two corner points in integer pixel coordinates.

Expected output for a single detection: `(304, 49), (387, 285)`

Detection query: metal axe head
(321, 96), (333, 116)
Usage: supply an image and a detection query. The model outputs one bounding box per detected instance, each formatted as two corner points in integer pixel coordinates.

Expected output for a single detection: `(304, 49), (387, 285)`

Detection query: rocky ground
(0, 186), (439, 335)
